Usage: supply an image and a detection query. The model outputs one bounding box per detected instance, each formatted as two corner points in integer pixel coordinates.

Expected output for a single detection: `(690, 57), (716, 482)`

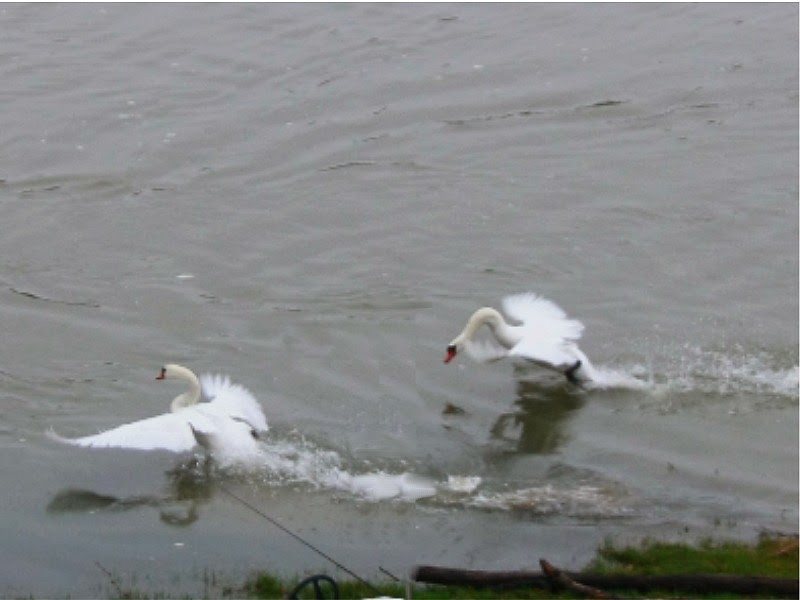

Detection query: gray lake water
(0, 3), (797, 597)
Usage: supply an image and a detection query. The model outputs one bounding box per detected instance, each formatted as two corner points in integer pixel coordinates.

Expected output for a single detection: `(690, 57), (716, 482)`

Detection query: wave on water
(574, 346), (797, 400)
(217, 348), (795, 513)
(248, 433), (439, 502)
(222, 434), (632, 517)
(585, 366), (652, 391)
(437, 476), (631, 518)
(647, 346), (799, 399)
(460, 484), (631, 518)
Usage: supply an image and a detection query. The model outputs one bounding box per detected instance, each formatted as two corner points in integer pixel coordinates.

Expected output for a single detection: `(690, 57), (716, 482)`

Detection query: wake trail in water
(668, 346), (798, 397)
(586, 366), (652, 391)
(614, 346), (800, 401)
(246, 434), (438, 502)
(220, 433), (634, 517)
(581, 346), (797, 399)
(224, 347), (795, 512)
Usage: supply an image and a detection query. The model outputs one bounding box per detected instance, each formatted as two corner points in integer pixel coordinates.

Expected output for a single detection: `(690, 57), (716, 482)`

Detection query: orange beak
(156, 367), (166, 380)
(444, 347), (457, 363)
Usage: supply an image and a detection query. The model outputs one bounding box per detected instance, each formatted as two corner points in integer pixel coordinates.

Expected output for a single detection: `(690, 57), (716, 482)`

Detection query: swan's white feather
(48, 412), (203, 452)
(449, 292), (639, 385)
(499, 292), (586, 368)
(507, 338), (579, 370)
(186, 414), (263, 466)
(200, 374), (268, 433)
(50, 370), (268, 461)
(502, 292), (584, 341)
(464, 338), (509, 363)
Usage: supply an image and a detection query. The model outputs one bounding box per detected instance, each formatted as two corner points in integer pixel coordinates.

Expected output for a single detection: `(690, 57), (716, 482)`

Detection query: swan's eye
(250, 429), (260, 440)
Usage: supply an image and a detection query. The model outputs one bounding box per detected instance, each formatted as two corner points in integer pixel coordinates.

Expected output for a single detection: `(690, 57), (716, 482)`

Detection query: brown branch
(412, 566), (549, 589)
(540, 559), (610, 599)
(412, 564), (799, 598)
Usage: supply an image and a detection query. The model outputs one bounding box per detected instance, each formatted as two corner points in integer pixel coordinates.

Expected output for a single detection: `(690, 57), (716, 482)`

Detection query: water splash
(575, 345), (798, 400)
(464, 484), (631, 517)
(445, 475), (482, 494)
(243, 433), (438, 502)
(585, 366), (652, 391)
(214, 347), (796, 513)
(216, 433), (632, 517)
(655, 346), (798, 399)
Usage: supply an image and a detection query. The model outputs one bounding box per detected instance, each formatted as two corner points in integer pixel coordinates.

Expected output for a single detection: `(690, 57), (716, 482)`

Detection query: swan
(48, 364), (268, 466)
(444, 292), (598, 385)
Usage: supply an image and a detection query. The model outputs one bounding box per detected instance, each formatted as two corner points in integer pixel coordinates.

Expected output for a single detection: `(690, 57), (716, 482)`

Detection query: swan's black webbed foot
(564, 360), (582, 385)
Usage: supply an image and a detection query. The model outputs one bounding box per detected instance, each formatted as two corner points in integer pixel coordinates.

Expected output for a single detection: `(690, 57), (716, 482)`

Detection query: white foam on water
(344, 472), (438, 502)
(215, 348), (795, 513)
(585, 366), (653, 391)
(655, 346), (799, 399)
(465, 484), (631, 517)
(444, 475), (483, 494)
(584, 347), (798, 401)
(218, 434), (631, 517)
(235, 434), (437, 502)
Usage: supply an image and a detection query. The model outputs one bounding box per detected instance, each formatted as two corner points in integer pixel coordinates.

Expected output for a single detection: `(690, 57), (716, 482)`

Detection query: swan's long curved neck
(163, 364), (202, 412)
(457, 307), (520, 349)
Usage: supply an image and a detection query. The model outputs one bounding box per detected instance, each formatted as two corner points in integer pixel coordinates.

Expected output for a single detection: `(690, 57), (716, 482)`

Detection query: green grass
(241, 534), (798, 599)
(588, 534), (799, 579)
(243, 574), (558, 599)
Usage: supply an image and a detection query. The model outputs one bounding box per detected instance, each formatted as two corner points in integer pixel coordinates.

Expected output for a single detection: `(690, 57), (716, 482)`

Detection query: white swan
(48, 364), (268, 466)
(444, 292), (598, 385)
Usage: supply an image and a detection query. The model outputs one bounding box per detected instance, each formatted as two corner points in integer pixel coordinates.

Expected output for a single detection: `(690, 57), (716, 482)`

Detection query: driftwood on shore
(539, 560), (610, 598)
(413, 562), (799, 598)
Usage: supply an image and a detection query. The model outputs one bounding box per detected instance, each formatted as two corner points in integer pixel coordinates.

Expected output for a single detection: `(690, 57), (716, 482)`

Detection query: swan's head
(156, 364), (202, 411)
(445, 309), (489, 363)
(444, 339), (463, 363)
(156, 364), (194, 381)
(445, 307), (509, 364)
(445, 313), (482, 363)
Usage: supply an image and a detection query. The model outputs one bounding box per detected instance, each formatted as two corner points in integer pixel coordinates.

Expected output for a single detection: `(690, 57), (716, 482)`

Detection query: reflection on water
(490, 380), (585, 454)
(46, 459), (213, 527)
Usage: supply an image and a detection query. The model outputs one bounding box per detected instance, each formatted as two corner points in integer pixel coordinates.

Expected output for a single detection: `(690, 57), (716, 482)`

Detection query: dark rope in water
(218, 485), (381, 594)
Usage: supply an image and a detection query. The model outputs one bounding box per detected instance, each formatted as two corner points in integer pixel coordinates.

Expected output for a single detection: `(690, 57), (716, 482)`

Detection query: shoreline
(64, 533), (796, 600)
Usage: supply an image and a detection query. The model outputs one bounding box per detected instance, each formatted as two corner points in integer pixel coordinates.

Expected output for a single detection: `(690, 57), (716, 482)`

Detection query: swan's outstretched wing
(48, 412), (199, 453)
(49, 374), (267, 455)
(502, 293), (584, 341)
(507, 338), (578, 370)
(200, 374), (268, 433)
(502, 293), (585, 369)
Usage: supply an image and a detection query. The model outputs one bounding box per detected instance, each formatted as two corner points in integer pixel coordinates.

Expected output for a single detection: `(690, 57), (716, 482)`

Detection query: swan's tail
(45, 428), (77, 445)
